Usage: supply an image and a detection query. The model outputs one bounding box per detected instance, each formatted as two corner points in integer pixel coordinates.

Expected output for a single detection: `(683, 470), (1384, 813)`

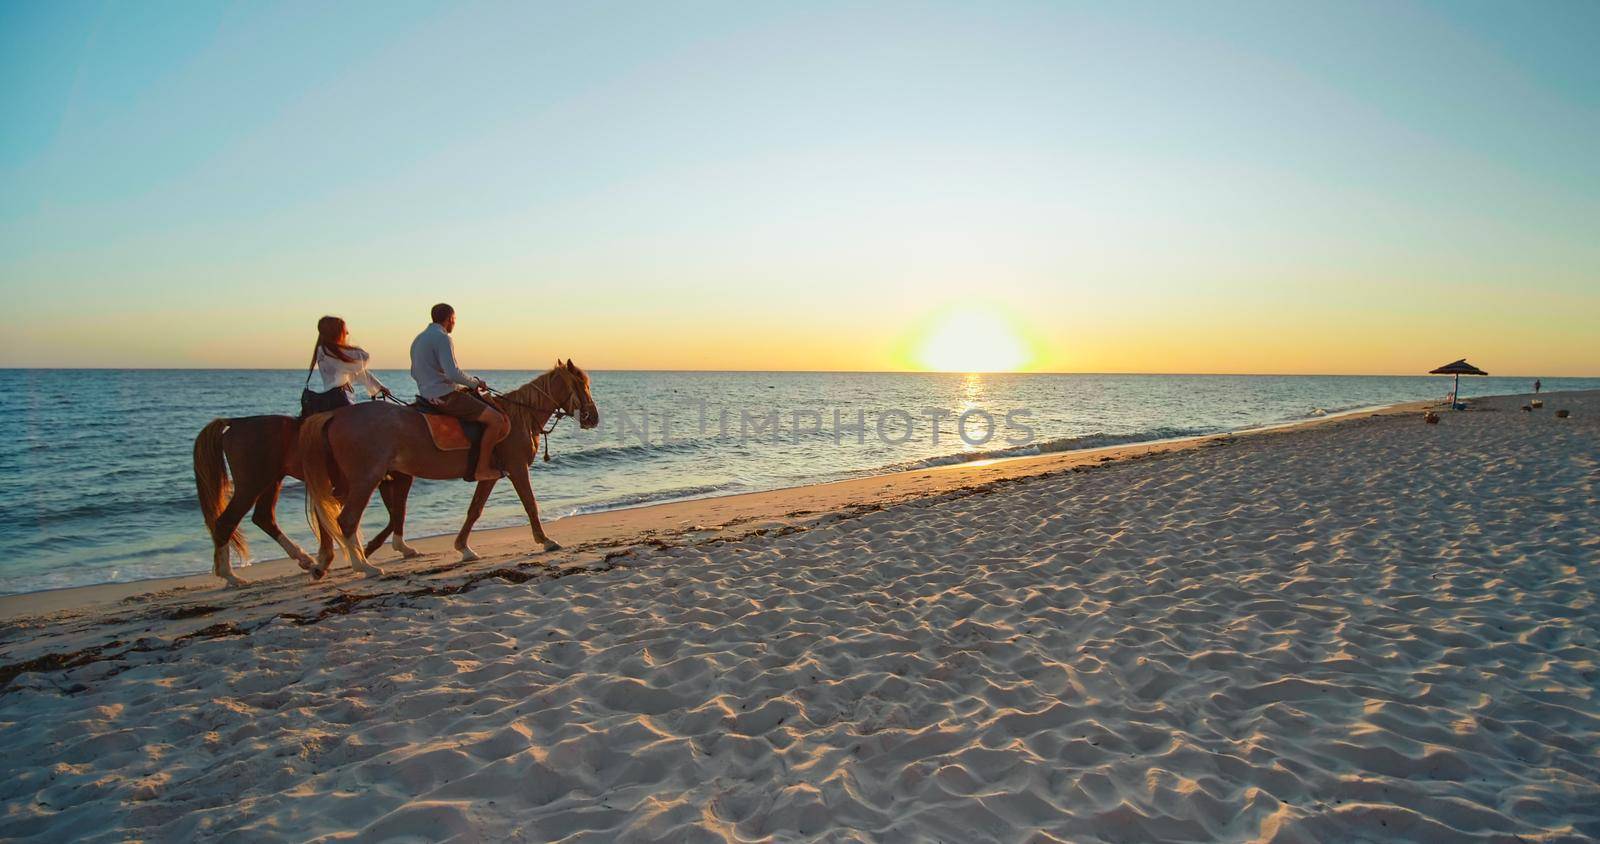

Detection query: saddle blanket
(416, 406), (488, 481)
(424, 414), (473, 451)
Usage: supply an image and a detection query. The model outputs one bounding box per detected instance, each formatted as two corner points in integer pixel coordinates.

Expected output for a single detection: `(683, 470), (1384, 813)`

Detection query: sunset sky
(2, 1), (1596, 375)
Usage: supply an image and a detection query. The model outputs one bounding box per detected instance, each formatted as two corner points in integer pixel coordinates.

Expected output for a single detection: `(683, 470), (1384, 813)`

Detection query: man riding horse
(409, 303), (510, 482)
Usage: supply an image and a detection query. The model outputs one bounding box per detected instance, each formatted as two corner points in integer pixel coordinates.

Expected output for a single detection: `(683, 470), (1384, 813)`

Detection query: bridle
(483, 371), (589, 462)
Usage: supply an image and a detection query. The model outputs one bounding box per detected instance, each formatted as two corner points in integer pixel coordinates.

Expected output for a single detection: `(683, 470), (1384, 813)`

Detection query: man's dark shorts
(427, 389), (495, 420)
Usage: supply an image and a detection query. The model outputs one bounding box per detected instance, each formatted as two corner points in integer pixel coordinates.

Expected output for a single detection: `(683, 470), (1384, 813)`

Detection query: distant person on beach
(305, 316), (392, 413)
(1534, 379), (1542, 394)
(409, 303), (509, 481)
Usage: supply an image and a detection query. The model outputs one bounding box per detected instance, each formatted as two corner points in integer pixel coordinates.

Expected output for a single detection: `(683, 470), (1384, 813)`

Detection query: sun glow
(915, 308), (1030, 372)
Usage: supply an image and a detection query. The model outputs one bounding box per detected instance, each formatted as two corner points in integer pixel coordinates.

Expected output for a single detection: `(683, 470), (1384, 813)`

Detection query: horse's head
(556, 359), (600, 429)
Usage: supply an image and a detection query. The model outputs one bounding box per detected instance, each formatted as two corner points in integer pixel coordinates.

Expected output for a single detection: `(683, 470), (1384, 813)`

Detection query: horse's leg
(211, 440), (279, 588)
(455, 480), (496, 563)
(335, 471), (387, 578)
(375, 474), (419, 558)
(390, 483), (420, 557)
(211, 493), (255, 588)
(508, 466), (562, 552)
(364, 476), (398, 559)
(251, 478), (316, 571)
(312, 523), (337, 580)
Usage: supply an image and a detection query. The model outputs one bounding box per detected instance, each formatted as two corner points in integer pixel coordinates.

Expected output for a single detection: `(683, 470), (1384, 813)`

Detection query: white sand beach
(2, 391), (1597, 842)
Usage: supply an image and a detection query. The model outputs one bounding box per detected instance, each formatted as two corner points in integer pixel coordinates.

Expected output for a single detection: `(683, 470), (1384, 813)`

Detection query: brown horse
(300, 361), (599, 575)
(193, 415), (420, 587)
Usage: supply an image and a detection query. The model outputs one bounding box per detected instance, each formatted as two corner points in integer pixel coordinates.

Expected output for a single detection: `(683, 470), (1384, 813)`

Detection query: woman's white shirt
(316, 347), (387, 396)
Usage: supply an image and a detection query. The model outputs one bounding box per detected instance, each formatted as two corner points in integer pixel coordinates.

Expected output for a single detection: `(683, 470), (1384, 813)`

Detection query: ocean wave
(1301, 401), (1380, 419)
(548, 424), (868, 468)
(547, 437), (714, 467)
(545, 482), (748, 520)
(0, 488), (202, 531)
(879, 425), (1219, 473)
(0, 556), (213, 597)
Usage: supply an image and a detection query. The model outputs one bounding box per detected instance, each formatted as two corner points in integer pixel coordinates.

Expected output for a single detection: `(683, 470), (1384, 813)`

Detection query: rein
(484, 376), (581, 463)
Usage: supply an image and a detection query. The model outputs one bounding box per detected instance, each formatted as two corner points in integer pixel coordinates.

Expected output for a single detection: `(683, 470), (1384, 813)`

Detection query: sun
(915, 308), (1030, 372)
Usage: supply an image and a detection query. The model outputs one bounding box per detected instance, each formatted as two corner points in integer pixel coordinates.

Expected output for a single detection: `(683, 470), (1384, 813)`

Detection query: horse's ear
(565, 359), (577, 372)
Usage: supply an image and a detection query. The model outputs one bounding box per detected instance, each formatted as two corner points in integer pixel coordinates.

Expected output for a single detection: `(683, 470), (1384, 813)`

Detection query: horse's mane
(497, 362), (590, 440)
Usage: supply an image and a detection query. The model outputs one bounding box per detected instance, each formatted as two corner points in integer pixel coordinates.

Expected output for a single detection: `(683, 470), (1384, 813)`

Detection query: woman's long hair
(312, 315), (356, 366)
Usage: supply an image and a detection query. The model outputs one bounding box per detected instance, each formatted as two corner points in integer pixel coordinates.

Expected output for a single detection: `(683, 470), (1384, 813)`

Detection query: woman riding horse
(299, 360), (599, 577)
(193, 316), (414, 588)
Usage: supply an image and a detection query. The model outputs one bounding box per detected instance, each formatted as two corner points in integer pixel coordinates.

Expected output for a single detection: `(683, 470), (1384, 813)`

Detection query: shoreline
(0, 395), (1438, 624)
(471, 398), (1408, 534)
(2, 398), (1409, 602)
(6, 375), (1584, 601)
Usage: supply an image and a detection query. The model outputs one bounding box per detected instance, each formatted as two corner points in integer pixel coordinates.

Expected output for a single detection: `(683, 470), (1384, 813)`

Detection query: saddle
(413, 401), (489, 482)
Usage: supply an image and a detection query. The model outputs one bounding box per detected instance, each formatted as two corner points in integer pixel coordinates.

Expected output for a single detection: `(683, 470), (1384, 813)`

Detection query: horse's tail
(194, 418), (248, 559)
(298, 411), (345, 545)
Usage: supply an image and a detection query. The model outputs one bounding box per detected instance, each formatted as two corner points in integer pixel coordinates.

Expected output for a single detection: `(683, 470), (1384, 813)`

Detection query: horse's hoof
(225, 577), (247, 589)
(360, 566), (386, 579)
(459, 548), (481, 563)
(309, 566), (329, 581)
(398, 544), (420, 559)
(295, 556), (315, 571)
(541, 539), (563, 552)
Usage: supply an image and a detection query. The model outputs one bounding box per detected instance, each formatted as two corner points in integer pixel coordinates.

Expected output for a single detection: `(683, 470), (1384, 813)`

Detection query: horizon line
(0, 366), (1587, 379)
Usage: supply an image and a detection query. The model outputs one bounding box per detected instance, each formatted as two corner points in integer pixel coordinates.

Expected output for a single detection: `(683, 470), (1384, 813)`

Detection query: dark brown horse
(300, 361), (598, 575)
(193, 415), (419, 587)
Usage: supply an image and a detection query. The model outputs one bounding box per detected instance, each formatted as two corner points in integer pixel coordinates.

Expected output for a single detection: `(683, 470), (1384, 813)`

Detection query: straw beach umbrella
(1430, 359), (1488, 408)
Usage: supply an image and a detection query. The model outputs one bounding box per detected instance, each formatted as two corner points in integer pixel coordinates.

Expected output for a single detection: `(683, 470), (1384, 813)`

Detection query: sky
(1, 0), (1596, 375)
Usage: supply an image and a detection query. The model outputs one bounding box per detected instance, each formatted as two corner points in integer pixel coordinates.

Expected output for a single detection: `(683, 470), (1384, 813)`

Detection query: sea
(1, 370), (1589, 596)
